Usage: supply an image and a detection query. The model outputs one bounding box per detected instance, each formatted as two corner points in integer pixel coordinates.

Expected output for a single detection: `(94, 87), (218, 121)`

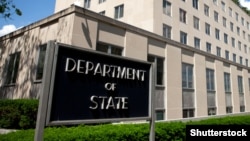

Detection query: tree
(0, 0), (22, 19)
(232, 0), (250, 16)
(232, 0), (240, 6)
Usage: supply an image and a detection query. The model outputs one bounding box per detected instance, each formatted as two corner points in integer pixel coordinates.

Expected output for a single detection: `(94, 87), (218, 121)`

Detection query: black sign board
(46, 44), (152, 125)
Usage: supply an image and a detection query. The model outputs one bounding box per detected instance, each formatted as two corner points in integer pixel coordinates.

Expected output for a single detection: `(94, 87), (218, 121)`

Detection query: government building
(1, 0), (250, 121)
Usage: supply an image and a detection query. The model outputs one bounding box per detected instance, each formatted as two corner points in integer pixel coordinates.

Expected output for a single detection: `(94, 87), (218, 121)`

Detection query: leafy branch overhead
(232, 0), (250, 15)
(0, 0), (22, 19)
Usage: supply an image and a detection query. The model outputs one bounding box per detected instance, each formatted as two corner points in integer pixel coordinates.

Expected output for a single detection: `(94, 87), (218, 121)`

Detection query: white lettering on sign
(65, 57), (146, 81)
(89, 95), (128, 110)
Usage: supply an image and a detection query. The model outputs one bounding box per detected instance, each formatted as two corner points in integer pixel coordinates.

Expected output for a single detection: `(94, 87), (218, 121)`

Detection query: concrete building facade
(0, 0), (250, 120)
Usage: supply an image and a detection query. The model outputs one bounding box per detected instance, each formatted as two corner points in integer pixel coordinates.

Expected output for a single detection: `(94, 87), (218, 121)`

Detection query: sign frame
(35, 41), (155, 141)
(43, 42), (153, 126)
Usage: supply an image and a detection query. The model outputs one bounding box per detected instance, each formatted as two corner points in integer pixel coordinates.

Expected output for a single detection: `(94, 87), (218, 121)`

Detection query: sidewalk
(0, 128), (17, 134)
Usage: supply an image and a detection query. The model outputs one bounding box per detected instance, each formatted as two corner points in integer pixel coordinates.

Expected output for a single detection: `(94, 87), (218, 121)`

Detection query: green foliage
(231, 0), (250, 16)
(232, 0), (240, 6)
(0, 114), (250, 141)
(0, 0), (22, 18)
(0, 106), (19, 128)
(0, 99), (38, 129)
(155, 122), (185, 141)
(186, 115), (250, 125)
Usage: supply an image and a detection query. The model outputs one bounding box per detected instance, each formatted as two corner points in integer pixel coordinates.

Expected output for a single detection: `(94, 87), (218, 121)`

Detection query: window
(205, 23), (210, 35)
(240, 104), (245, 112)
(226, 106), (233, 114)
(243, 31), (246, 39)
(163, 24), (171, 38)
(216, 47), (221, 57)
(214, 11), (218, 22)
(231, 37), (235, 47)
(240, 56), (243, 65)
(235, 12), (239, 21)
(207, 91), (216, 116)
(35, 44), (47, 80)
(207, 69), (216, 116)
(225, 72), (232, 114)
(96, 42), (123, 56)
(233, 54), (236, 62)
(193, 16), (199, 29)
(206, 42), (211, 53)
(241, 17), (245, 26)
(215, 28), (220, 40)
(114, 4), (124, 19)
(238, 76), (244, 94)
(230, 22), (233, 32)
(182, 64), (194, 118)
(224, 33), (228, 44)
(225, 50), (229, 60)
(224, 73), (231, 93)
(238, 41), (241, 50)
(223, 17), (226, 27)
(248, 78), (250, 91)
(84, 0), (91, 8)
(180, 31), (187, 44)
(206, 69), (215, 91)
(148, 56), (164, 85)
(229, 7), (232, 17)
(213, 0), (217, 5)
(163, 0), (171, 16)
(179, 8), (186, 23)
(246, 59), (248, 67)
(194, 37), (200, 49)
(193, 0), (198, 9)
(208, 104), (216, 115)
(238, 76), (245, 112)
(221, 1), (225, 11)
(237, 27), (240, 35)
(99, 0), (106, 4)
(204, 4), (209, 16)
(182, 64), (193, 89)
(183, 109), (195, 118)
(156, 110), (164, 120)
(244, 45), (247, 53)
(5, 52), (21, 85)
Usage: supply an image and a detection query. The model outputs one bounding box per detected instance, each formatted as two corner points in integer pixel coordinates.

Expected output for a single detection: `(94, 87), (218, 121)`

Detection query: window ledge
(182, 88), (194, 91)
(155, 85), (165, 88)
(33, 80), (42, 84)
(3, 84), (16, 87)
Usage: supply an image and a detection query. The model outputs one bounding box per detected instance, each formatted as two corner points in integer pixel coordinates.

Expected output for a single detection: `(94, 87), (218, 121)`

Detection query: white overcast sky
(1, 0), (250, 37)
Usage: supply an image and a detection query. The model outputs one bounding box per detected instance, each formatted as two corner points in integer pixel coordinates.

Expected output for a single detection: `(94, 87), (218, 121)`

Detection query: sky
(0, 0), (55, 36)
(1, 0), (250, 37)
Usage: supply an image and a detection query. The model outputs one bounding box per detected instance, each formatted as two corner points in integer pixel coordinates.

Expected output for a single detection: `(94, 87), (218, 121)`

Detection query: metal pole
(34, 41), (55, 141)
(149, 62), (156, 141)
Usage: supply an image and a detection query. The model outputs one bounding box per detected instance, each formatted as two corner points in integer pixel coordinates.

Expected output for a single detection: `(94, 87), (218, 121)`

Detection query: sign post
(149, 62), (156, 141)
(34, 42), (155, 140)
(34, 41), (56, 141)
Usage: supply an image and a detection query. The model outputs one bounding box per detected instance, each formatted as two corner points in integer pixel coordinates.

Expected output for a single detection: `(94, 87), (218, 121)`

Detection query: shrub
(0, 114), (250, 141)
(0, 99), (38, 129)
